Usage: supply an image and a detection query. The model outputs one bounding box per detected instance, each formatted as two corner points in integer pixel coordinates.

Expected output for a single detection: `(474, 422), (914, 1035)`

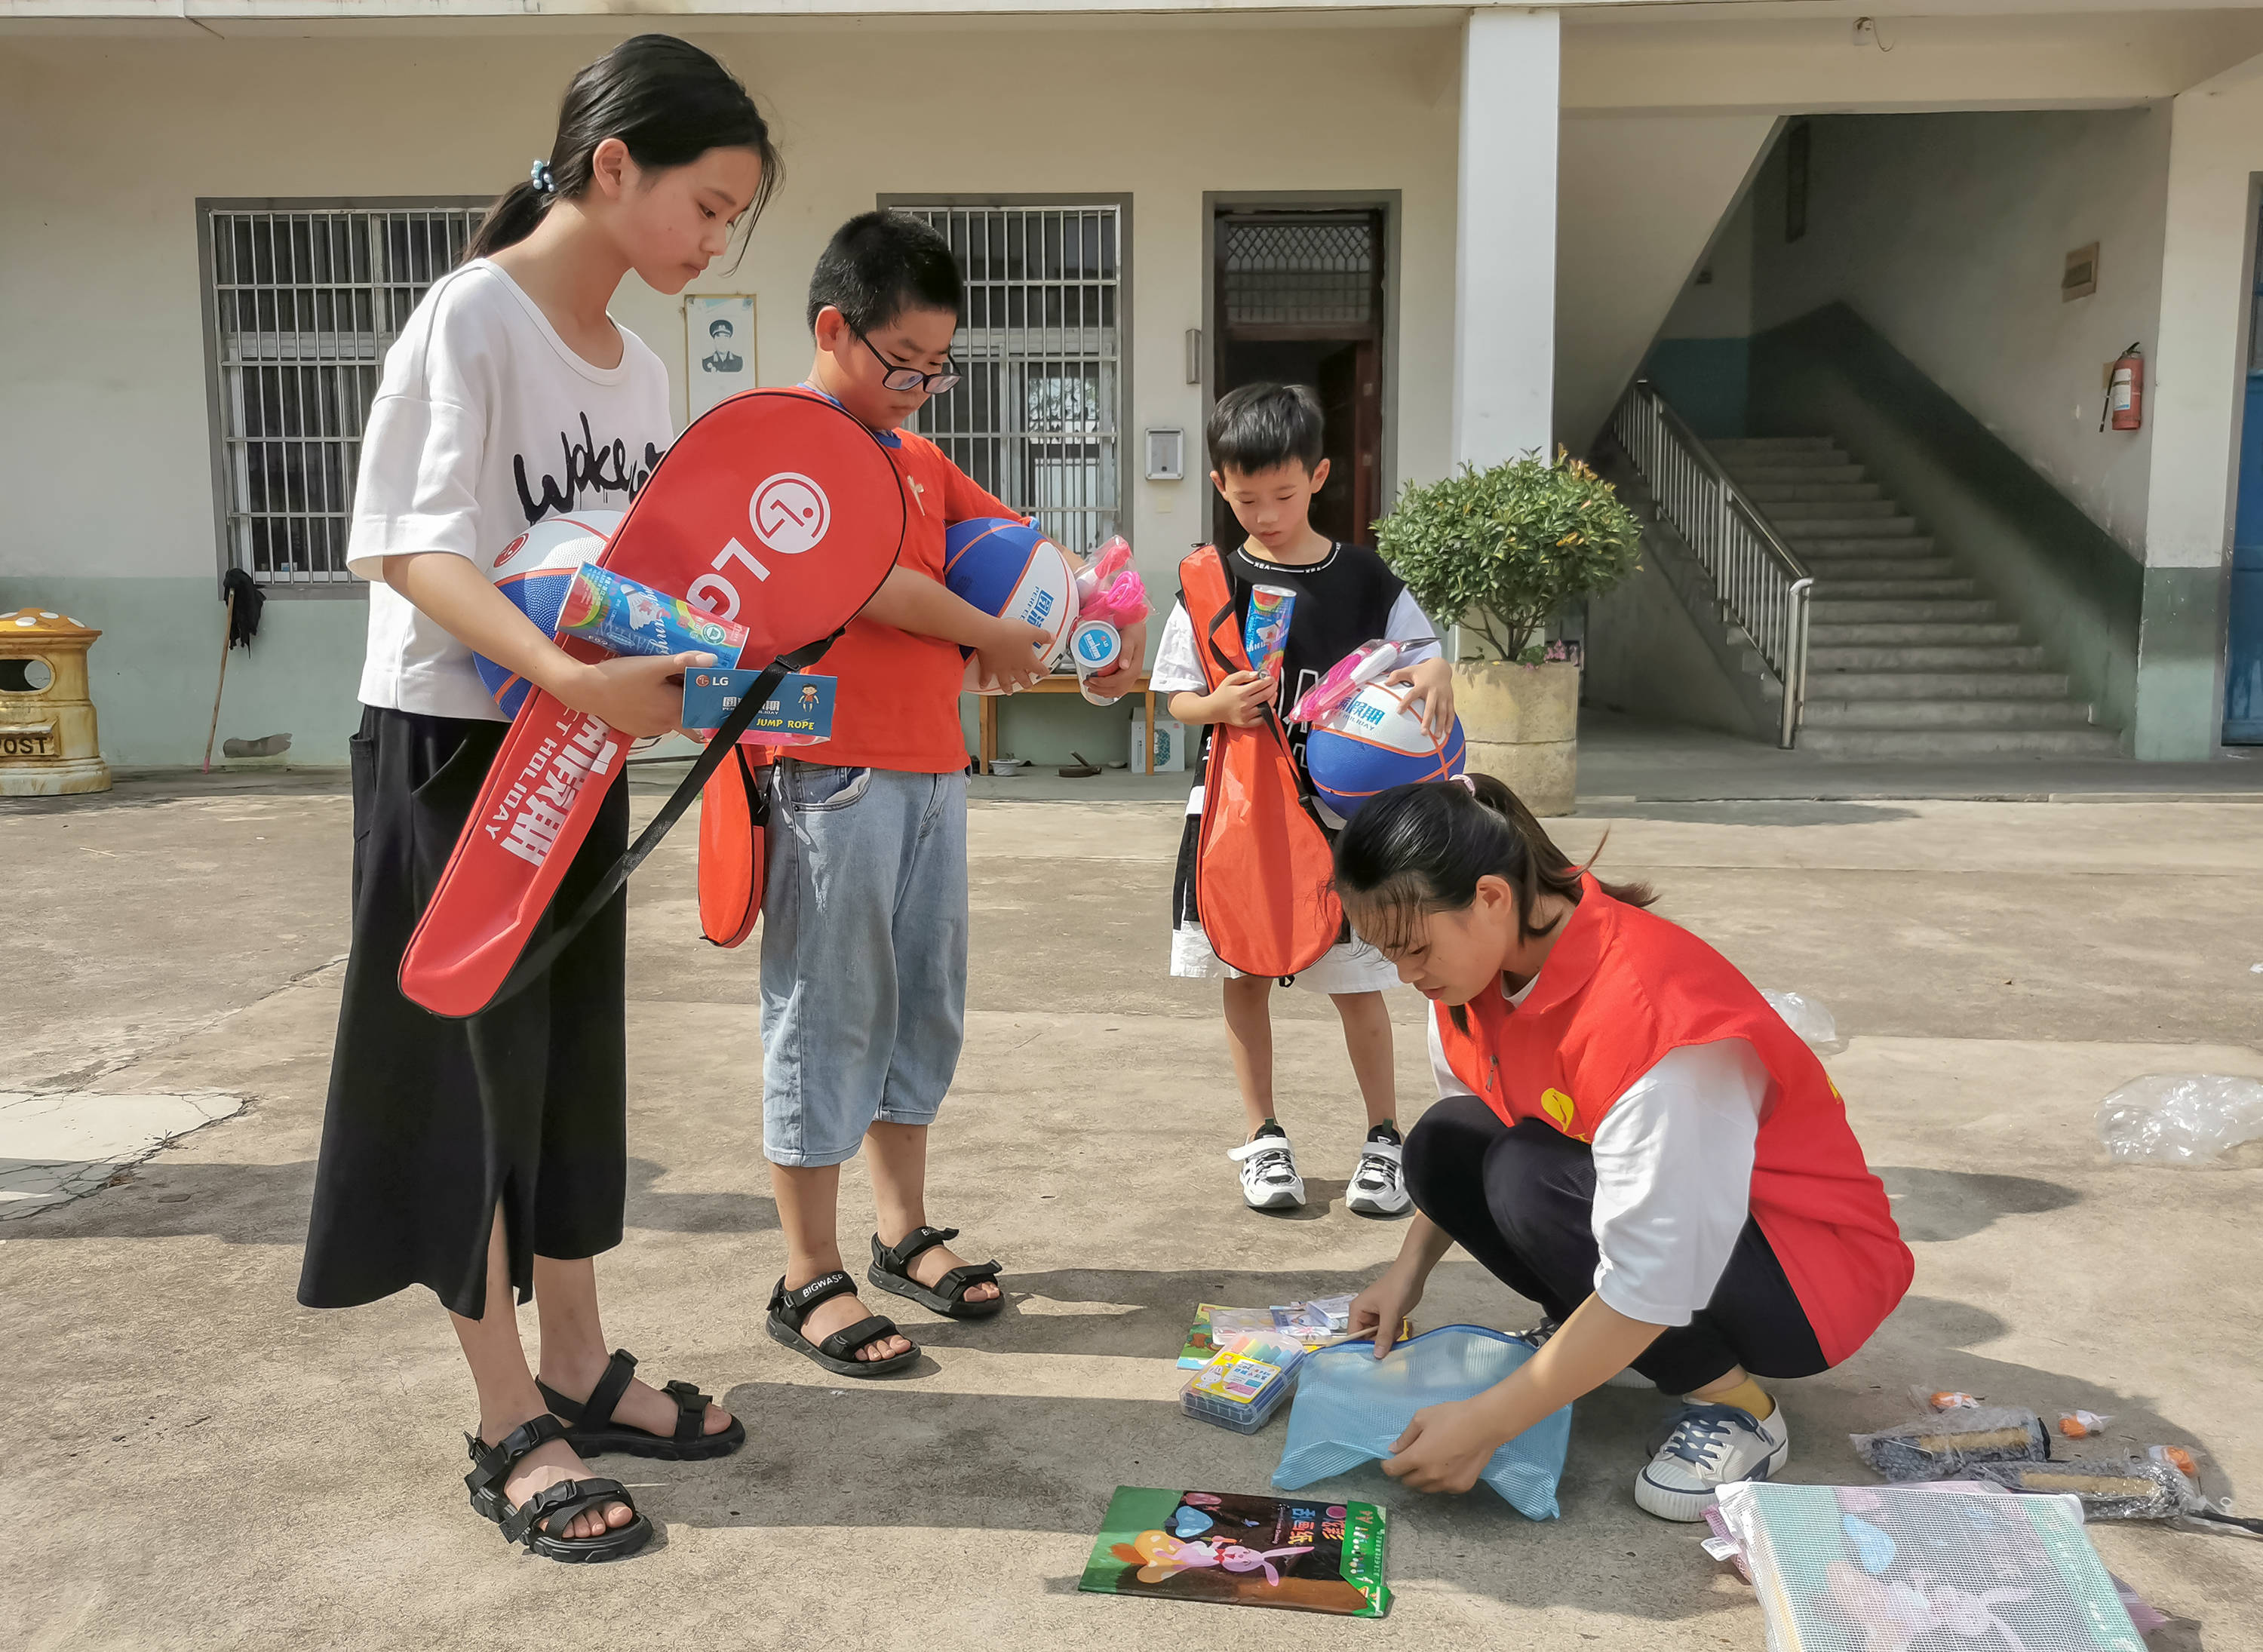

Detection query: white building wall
(2137, 49), (2263, 757)
(1552, 111), (1774, 452)
(1657, 190), (1755, 342)
(0, 21), (1463, 763)
(1747, 108), (2172, 554)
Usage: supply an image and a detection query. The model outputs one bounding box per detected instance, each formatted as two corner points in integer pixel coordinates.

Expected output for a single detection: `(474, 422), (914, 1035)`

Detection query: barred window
(198, 201), (486, 588)
(1221, 216), (1378, 328)
(888, 201), (1127, 554)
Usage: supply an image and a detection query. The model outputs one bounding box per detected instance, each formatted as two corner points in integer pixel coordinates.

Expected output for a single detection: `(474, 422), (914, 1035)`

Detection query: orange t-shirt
(794, 424), (1018, 774)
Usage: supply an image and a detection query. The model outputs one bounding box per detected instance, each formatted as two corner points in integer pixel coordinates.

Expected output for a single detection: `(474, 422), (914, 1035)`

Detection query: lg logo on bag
(751, 473), (831, 555)
(688, 472), (835, 620)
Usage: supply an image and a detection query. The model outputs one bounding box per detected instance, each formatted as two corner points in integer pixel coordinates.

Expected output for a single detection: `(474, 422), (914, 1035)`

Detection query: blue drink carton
(559, 564), (748, 664)
(1243, 585), (1296, 680)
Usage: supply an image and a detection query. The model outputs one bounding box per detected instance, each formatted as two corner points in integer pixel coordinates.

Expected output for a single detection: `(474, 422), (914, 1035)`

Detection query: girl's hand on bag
(975, 617), (1055, 694)
(1386, 658), (1457, 742)
(570, 651), (714, 739)
(1213, 669), (1277, 728)
(1382, 1395), (1504, 1495)
(1348, 1264), (1425, 1359)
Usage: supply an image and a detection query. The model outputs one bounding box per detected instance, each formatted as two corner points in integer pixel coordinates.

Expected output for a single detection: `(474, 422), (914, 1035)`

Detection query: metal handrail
(1610, 379), (1815, 748)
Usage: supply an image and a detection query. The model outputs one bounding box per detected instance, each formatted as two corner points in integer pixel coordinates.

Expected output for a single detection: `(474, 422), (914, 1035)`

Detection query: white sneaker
(1228, 1131), (1305, 1211)
(1514, 1319), (1653, 1388)
(1635, 1400), (1792, 1521)
(1346, 1135), (1412, 1217)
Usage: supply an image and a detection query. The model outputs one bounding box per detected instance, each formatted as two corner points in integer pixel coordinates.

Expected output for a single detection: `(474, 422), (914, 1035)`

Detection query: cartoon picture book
(1715, 1481), (2143, 1652)
(1077, 1487), (1389, 1617)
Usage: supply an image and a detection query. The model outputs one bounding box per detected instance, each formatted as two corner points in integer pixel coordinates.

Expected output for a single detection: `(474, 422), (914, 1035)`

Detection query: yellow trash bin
(0, 608), (111, 795)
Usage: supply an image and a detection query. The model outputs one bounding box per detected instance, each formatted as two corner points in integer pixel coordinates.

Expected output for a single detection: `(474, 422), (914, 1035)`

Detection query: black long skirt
(298, 705), (629, 1319)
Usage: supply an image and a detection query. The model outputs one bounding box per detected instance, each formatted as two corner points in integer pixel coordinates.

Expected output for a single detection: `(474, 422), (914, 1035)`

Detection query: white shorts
(1168, 923), (1405, 996)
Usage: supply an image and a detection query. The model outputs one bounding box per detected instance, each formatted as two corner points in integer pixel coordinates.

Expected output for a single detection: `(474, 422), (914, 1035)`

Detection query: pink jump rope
(1288, 639), (1405, 725)
(1068, 536), (1150, 705)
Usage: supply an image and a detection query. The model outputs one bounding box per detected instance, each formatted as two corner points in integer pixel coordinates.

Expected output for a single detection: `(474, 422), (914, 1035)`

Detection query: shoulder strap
(1177, 544), (1251, 693)
(487, 631), (837, 1007)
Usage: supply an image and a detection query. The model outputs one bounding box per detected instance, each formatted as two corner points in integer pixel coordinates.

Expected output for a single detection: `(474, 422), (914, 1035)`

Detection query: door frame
(1201, 191), (1402, 539)
(2222, 170), (2263, 745)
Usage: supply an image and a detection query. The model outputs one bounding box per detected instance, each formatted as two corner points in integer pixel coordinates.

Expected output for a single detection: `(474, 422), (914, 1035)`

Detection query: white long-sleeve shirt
(1427, 978), (1770, 1326)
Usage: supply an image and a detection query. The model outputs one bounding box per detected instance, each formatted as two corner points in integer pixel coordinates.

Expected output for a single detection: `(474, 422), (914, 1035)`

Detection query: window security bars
(1221, 216), (1377, 328)
(890, 203), (1124, 554)
(202, 204), (484, 586)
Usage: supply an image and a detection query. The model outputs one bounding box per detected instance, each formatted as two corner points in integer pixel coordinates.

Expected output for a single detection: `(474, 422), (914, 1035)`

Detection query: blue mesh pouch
(1271, 1325), (1572, 1520)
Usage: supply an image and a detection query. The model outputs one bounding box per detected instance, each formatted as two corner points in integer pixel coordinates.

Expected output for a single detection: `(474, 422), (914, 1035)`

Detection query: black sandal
(867, 1227), (1005, 1319)
(464, 1414), (652, 1564)
(536, 1347), (745, 1461)
(766, 1270), (919, 1377)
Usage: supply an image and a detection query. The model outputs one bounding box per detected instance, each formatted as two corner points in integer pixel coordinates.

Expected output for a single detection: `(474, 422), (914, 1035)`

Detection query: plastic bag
(1761, 990), (1840, 1049)
(2057, 1409), (2114, 1439)
(1181, 1331), (1309, 1434)
(1851, 1406), (2047, 1482)
(1909, 1386), (1982, 1411)
(1715, 1482), (2142, 1652)
(1205, 1307), (1278, 1344)
(1706, 1484), (2168, 1634)
(2096, 1073), (2263, 1166)
(2148, 1443), (2204, 1486)
(1273, 1328), (1571, 1519)
(1960, 1457), (2191, 1521)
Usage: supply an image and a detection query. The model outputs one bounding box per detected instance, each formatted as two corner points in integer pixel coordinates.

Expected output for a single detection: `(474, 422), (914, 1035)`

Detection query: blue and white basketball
(942, 517), (1077, 693)
(1307, 680), (1467, 818)
(474, 511), (622, 715)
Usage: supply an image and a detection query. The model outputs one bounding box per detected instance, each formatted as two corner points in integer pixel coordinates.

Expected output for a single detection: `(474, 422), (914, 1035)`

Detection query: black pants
(298, 705), (629, 1319)
(1405, 1097), (1827, 1394)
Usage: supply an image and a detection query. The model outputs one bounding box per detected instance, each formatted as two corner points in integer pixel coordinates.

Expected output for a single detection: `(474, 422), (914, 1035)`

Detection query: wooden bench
(972, 673), (1158, 775)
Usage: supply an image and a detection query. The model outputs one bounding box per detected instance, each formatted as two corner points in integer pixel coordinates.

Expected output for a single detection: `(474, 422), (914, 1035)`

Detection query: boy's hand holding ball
(1385, 656), (1457, 742)
(973, 616), (1054, 694)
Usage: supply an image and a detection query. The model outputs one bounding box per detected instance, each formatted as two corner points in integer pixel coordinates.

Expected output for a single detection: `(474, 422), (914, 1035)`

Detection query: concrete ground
(6, 764), (2263, 1649)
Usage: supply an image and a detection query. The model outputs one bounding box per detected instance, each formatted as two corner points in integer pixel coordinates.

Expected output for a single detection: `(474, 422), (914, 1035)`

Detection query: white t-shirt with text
(349, 259), (674, 720)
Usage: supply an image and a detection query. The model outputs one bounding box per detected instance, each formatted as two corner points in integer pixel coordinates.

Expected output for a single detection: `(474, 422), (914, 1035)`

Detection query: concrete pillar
(1454, 8), (1561, 471)
(2135, 54), (2263, 758)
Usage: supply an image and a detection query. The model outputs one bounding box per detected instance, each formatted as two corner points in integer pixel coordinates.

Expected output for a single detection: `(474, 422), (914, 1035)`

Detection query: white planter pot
(1454, 659), (1579, 817)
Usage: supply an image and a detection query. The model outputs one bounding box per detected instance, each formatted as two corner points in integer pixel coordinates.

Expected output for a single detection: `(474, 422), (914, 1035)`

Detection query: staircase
(1709, 436), (2121, 757)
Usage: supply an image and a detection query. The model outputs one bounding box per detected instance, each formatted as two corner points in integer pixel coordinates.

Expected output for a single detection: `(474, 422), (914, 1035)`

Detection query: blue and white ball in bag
(942, 516), (1077, 693)
(1304, 680), (1466, 820)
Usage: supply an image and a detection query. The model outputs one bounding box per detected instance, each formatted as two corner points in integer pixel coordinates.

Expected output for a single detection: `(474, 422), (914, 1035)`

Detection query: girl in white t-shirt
(297, 35), (779, 1564)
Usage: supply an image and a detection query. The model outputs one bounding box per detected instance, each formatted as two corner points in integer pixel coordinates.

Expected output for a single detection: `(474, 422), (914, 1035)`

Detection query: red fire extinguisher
(2101, 343), (2143, 432)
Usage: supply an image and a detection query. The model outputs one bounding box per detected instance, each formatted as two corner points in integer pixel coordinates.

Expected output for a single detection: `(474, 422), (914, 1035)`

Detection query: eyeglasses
(858, 331), (960, 395)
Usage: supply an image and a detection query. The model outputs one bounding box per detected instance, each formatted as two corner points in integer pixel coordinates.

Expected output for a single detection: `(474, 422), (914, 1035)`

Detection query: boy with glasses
(758, 211), (1147, 1376)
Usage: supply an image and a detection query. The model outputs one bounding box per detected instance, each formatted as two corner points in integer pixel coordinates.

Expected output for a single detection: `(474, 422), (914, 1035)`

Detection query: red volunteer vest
(1434, 877), (1911, 1366)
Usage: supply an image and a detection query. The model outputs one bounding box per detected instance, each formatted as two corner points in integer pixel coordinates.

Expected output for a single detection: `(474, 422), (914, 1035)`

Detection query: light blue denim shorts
(758, 759), (969, 1167)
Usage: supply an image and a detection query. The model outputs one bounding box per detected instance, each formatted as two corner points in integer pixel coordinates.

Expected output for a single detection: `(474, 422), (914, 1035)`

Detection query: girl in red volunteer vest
(1340, 774), (1911, 1520)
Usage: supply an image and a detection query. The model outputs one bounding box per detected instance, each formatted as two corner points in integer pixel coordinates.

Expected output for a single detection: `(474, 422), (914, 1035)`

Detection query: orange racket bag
(697, 743), (770, 948)
(1179, 545), (1342, 980)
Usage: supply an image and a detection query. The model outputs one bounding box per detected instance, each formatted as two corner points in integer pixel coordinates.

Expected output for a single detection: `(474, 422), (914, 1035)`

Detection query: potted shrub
(1374, 450), (1641, 815)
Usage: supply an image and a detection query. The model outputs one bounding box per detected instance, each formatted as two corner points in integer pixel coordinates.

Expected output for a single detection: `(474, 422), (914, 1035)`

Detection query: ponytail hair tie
(1452, 773), (1479, 795)
(530, 158), (557, 197)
